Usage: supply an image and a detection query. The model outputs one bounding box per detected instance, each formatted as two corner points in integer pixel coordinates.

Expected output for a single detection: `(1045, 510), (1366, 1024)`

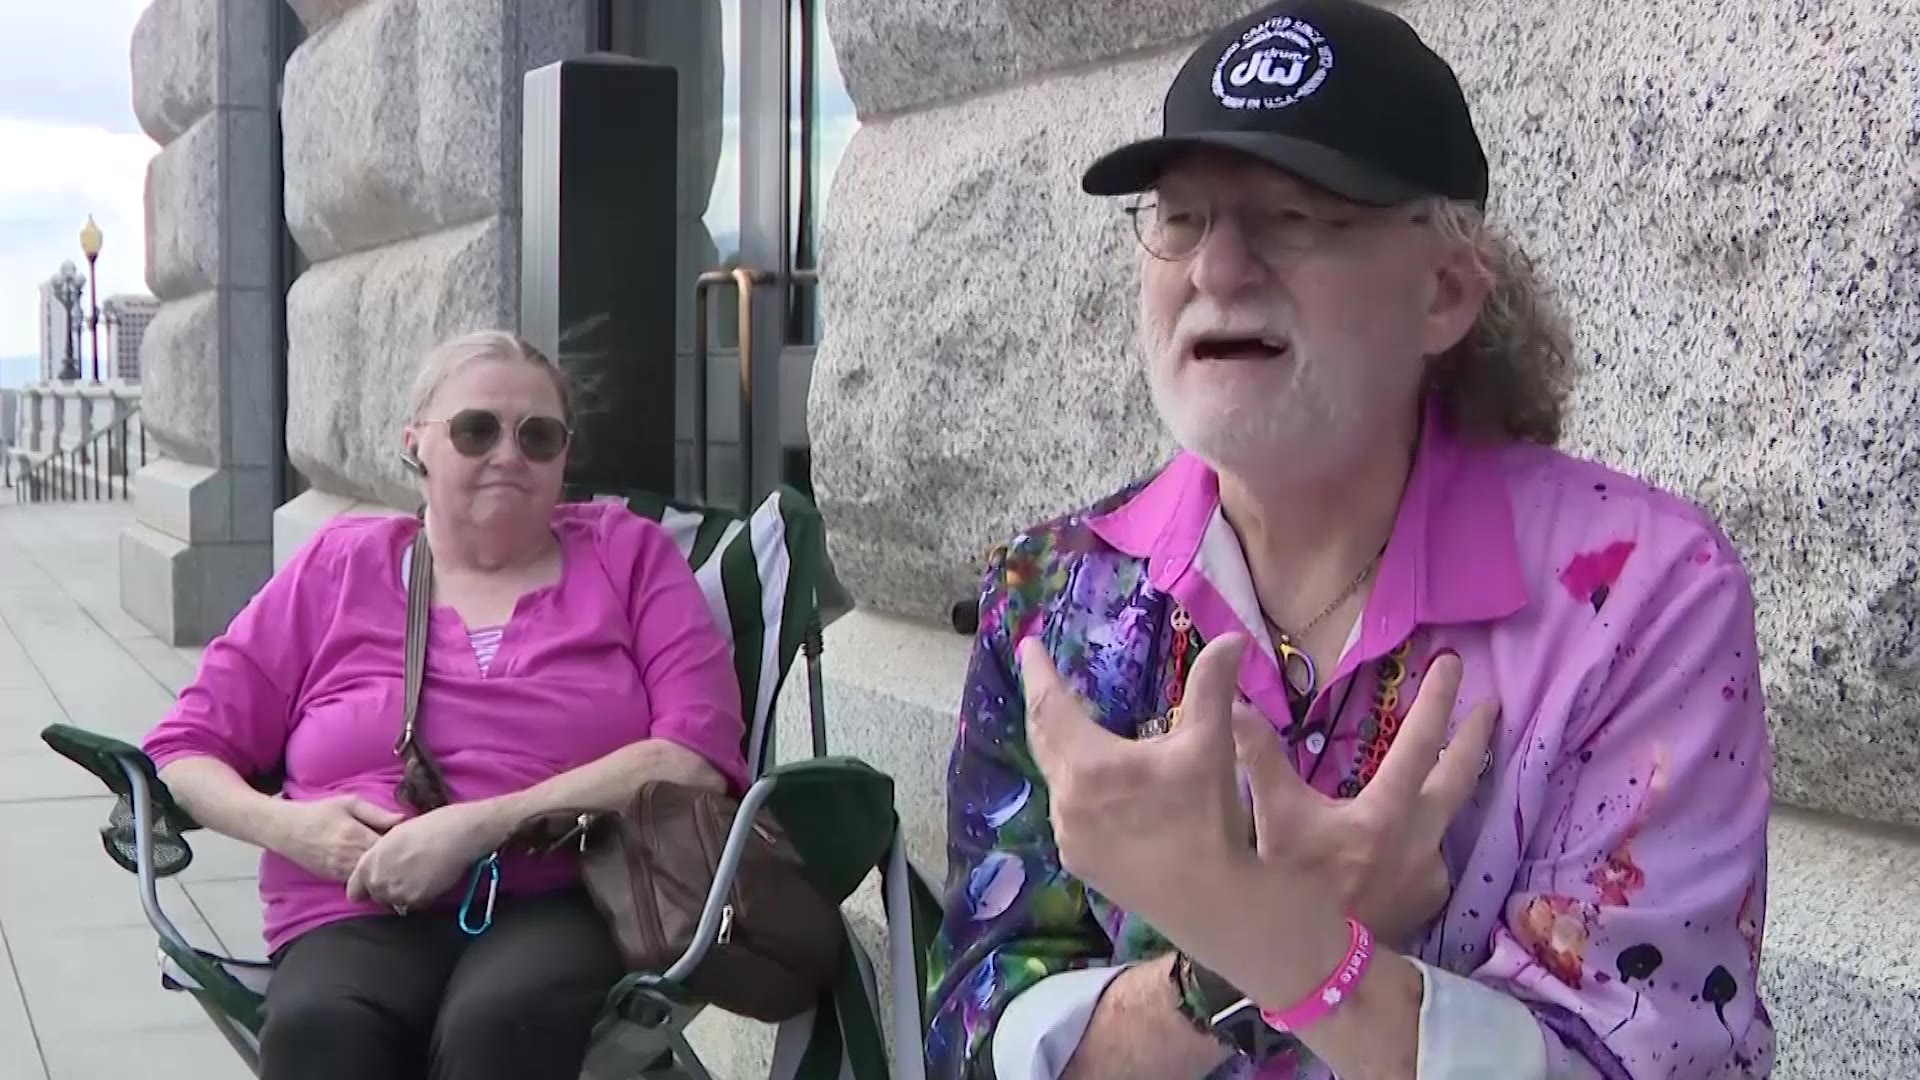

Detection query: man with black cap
(926, 1), (1777, 1078)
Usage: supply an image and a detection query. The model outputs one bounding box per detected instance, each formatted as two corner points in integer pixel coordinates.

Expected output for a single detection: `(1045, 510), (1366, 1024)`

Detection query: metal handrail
(14, 404), (148, 503)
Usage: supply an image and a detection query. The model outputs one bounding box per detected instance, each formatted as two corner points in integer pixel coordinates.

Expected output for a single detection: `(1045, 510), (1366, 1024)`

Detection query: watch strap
(1170, 953), (1302, 1065)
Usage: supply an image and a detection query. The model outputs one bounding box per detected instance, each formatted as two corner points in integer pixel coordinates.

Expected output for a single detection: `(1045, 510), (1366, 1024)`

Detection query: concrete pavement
(0, 492), (255, 1080)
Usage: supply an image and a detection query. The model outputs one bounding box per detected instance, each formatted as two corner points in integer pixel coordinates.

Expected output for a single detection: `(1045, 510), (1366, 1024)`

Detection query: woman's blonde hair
(1420, 201), (1576, 445)
(406, 330), (577, 424)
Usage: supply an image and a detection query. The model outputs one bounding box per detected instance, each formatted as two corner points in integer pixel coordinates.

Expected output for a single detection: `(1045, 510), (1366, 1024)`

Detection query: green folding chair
(39, 485), (940, 1080)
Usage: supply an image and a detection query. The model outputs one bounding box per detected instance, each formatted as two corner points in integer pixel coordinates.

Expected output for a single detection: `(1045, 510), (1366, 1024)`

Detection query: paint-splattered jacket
(925, 413), (1776, 1080)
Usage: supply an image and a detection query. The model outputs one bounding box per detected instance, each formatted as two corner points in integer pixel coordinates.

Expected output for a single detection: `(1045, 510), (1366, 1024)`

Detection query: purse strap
(392, 527), (454, 812)
(400, 532), (433, 750)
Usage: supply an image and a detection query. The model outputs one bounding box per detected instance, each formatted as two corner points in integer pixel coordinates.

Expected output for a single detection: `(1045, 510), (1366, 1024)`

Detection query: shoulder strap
(400, 533), (434, 749)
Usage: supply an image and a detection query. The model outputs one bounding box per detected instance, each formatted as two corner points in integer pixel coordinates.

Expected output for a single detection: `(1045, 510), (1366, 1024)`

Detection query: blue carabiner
(457, 852), (500, 936)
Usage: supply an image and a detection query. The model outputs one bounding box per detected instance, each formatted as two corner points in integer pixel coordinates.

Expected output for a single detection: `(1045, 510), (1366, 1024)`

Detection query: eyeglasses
(417, 409), (572, 464)
(1123, 195), (1423, 262)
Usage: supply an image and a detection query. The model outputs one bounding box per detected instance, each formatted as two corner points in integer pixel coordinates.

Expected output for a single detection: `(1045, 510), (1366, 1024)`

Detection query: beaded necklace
(1143, 603), (1412, 799)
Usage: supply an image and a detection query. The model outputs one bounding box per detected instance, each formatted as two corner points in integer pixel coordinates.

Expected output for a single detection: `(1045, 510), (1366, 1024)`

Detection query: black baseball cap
(1082, 0), (1488, 207)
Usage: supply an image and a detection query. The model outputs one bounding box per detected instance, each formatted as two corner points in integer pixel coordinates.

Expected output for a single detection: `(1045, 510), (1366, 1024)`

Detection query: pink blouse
(143, 502), (749, 953)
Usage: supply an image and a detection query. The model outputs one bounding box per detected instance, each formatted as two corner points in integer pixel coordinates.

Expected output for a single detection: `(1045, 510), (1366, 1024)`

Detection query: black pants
(259, 889), (624, 1080)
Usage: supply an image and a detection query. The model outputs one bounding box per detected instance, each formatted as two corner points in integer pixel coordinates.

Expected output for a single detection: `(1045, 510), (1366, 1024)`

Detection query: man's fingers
(1365, 650), (1465, 808)
(1417, 701), (1498, 844)
(1171, 633), (1247, 747)
(1017, 636), (1120, 779)
(1231, 699), (1316, 854)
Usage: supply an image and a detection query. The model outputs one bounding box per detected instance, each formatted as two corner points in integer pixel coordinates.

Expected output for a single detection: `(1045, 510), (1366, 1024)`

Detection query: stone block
(810, 0), (1920, 828)
(1757, 809), (1920, 1077)
(809, 48), (1181, 624)
(281, 0), (589, 263)
(285, 217), (517, 506)
(823, 0), (1254, 117)
(134, 459), (275, 546)
(144, 115), (219, 300)
(130, 0), (215, 144)
(273, 489), (412, 569)
(287, 0), (366, 32)
(119, 520), (272, 647)
(280, 0), (433, 263)
(137, 293), (220, 465)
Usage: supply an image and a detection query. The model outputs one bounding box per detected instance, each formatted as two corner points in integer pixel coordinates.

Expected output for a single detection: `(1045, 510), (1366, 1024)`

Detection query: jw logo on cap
(1211, 16), (1334, 111)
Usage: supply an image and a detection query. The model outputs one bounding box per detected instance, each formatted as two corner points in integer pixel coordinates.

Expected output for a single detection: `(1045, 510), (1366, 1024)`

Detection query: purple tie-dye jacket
(925, 415), (1777, 1079)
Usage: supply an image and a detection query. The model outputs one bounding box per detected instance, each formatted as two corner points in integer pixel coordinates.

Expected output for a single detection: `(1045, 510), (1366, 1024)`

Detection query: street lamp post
(50, 262), (85, 382)
(79, 217), (104, 382)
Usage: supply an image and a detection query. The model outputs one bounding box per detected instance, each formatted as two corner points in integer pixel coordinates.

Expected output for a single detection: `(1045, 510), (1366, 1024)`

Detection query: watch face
(1211, 1000), (1302, 1066)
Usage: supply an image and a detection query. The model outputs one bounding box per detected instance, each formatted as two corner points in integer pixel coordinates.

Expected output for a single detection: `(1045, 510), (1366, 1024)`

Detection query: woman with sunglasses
(139, 330), (749, 1080)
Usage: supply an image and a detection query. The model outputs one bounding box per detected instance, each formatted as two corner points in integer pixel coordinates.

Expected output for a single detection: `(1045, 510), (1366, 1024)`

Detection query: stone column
(272, 0), (594, 562)
(120, 0), (281, 645)
(25, 386), (45, 454)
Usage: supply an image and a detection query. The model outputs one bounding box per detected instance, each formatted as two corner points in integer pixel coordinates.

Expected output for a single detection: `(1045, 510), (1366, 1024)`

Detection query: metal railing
(5, 406), (147, 502)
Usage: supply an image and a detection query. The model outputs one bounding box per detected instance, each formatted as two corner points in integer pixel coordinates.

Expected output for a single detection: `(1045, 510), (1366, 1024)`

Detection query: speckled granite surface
(811, 0), (1920, 831)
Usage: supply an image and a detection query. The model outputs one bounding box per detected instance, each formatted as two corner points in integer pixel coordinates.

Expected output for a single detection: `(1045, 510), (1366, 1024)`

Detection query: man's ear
(1421, 237), (1492, 358)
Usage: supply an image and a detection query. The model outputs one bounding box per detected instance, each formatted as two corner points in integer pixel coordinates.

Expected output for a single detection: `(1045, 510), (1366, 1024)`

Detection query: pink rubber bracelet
(1258, 918), (1375, 1033)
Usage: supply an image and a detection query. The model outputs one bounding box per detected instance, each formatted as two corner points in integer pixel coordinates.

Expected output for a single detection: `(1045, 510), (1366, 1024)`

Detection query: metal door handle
(692, 267), (772, 507)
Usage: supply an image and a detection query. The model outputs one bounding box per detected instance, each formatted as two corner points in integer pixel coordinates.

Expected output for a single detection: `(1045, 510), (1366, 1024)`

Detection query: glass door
(606, 0), (856, 513)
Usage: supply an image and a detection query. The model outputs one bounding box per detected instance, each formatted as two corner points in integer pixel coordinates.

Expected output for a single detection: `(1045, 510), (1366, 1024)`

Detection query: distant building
(37, 279), (73, 382)
(104, 294), (159, 383)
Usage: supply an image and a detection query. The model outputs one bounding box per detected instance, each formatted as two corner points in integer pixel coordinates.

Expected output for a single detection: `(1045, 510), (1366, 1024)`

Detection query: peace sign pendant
(1276, 637), (1318, 702)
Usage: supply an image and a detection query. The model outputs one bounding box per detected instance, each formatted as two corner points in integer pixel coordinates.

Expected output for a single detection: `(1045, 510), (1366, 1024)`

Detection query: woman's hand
(269, 794), (405, 882)
(346, 800), (508, 910)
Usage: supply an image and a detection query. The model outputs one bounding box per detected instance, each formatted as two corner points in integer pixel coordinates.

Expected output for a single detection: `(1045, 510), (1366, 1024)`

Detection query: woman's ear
(399, 428), (427, 477)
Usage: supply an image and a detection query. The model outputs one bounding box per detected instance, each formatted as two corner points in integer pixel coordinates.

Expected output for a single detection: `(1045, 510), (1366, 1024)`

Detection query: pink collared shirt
(926, 412), (1775, 1079)
(143, 502), (748, 954)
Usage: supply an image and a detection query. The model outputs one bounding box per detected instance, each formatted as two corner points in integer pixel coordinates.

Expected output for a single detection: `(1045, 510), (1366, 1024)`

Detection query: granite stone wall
(276, 0), (591, 518)
(808, 0), (1920, 833)
(130, 0), (253, 467)
(121, 0), (281, 645)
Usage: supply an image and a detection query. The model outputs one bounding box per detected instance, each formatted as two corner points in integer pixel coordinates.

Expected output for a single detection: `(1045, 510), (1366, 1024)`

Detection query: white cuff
(990, 965), (1133, 1080)
(1413, 960), (1552, 1079)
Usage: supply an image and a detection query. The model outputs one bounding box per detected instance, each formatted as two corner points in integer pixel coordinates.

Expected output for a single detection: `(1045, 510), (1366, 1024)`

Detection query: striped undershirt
(467, 627), (505, 674)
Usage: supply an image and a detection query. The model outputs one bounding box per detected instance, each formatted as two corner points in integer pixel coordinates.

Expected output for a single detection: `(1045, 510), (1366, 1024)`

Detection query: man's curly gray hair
(1420, 201), (1576, 445)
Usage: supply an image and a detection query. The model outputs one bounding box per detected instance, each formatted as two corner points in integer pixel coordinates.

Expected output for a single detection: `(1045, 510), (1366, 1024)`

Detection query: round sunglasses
(418, 409), (572, 464)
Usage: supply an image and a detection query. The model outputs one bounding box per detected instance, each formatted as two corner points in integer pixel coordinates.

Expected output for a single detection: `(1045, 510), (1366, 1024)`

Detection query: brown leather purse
(509, 782), (846, 1022)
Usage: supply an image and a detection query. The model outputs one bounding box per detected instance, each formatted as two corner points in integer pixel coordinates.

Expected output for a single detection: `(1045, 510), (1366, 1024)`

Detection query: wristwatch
(1171, 951), (1302, 1066)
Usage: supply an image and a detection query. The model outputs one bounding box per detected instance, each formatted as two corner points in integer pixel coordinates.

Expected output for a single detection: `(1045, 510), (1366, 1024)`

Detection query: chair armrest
(760, 756), (897, 902)
(40, 723), (199, 831)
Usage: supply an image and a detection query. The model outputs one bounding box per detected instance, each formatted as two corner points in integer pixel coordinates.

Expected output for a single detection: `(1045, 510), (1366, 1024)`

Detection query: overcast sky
(0, 0), (157, 358)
